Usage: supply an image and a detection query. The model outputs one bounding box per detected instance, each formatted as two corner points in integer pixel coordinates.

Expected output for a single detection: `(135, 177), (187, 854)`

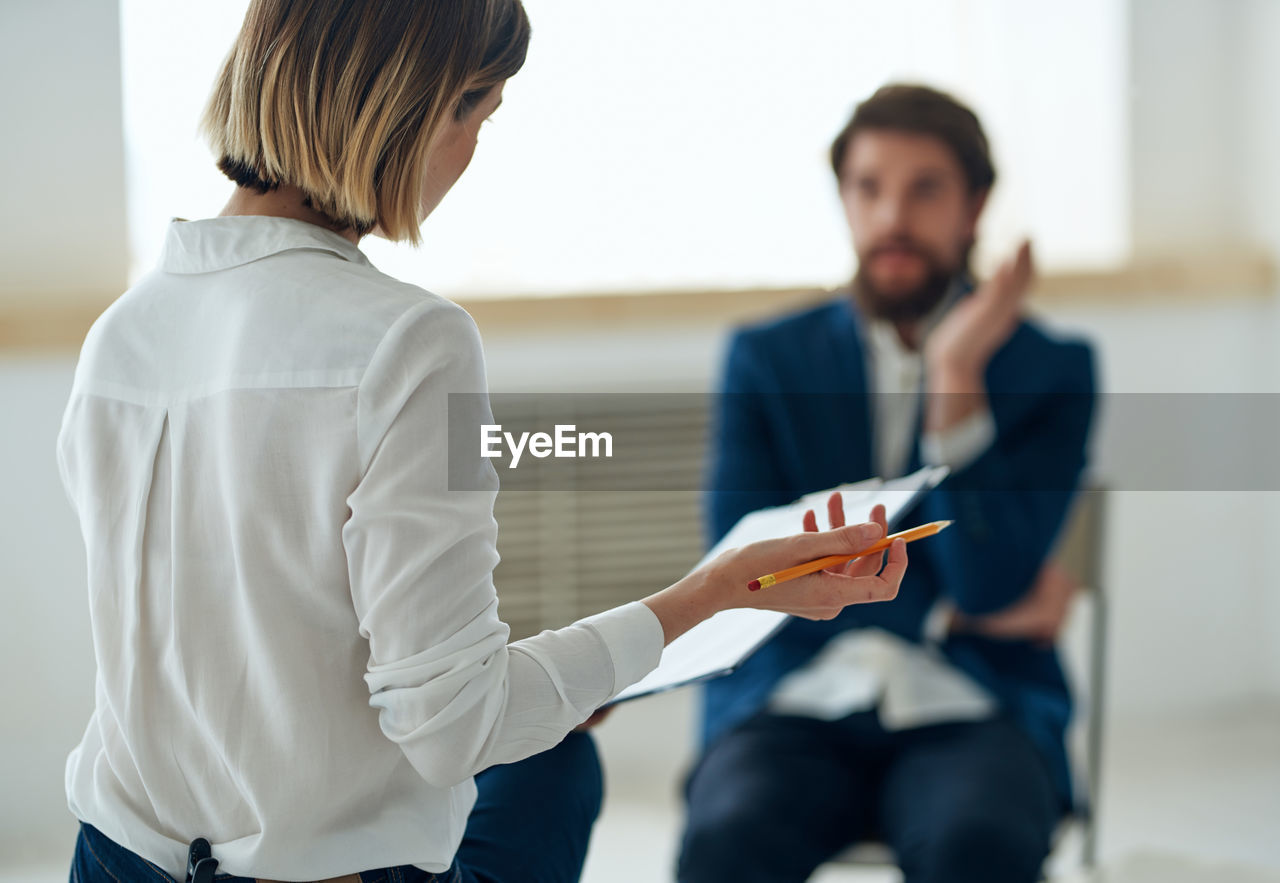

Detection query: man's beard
(852, 240), (967, 324)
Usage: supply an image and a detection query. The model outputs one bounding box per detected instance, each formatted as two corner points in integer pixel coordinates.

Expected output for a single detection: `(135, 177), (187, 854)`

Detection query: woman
(61, 2), (907, 881)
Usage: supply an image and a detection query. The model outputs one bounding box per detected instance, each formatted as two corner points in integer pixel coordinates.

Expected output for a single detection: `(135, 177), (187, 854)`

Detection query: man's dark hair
(830, 84), (996, 194)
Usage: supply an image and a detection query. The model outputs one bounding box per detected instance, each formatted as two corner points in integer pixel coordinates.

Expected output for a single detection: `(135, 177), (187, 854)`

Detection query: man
(678, 84), (1095, 883)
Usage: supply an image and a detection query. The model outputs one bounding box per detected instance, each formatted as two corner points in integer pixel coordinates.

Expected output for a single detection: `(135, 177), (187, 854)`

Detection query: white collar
(158, 216), (371, 274)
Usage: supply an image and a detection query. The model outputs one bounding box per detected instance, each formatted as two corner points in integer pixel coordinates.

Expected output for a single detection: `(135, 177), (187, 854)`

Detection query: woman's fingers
(876, 537), (908, 592)
(786, 538), (907, 620)
(842, 549), (885, 578)
(768, 502), (900, 594)
(717, 508), (911, 621)
(816, 521), (883, 555)
(837, 503), (888, 577)
(826, 491), (845, 529)
(740, 521), (883, 586)
(829, 537), (907, 606)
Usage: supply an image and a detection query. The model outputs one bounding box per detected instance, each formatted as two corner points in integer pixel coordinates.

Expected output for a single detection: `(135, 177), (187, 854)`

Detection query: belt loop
(186, 838), (219, 883)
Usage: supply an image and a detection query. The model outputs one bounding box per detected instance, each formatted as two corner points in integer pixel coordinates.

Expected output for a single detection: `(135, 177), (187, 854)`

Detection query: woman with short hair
(62, 2), (907, 881)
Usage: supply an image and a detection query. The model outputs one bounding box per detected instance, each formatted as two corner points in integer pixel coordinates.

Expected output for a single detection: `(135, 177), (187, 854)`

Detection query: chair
(825, 487), (1109, 876)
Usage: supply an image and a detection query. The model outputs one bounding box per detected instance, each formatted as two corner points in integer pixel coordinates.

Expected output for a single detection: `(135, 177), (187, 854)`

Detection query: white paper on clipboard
(609, 465), (949, 704)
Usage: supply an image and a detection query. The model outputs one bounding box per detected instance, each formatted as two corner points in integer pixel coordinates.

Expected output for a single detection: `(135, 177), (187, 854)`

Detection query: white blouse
(59, 216), (664, 879)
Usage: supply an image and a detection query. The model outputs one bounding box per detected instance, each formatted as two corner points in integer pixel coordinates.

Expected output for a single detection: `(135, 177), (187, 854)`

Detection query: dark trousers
(70, 730), (603, 883)
(678, 711), (1059, 883)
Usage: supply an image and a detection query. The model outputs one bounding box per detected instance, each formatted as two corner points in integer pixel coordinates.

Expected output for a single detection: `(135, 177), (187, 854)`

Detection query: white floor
(5, 698), (1277, 883)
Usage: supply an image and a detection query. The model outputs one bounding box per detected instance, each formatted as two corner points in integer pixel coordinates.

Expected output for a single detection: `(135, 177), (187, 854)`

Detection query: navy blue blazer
(701, 294), (1095, 810)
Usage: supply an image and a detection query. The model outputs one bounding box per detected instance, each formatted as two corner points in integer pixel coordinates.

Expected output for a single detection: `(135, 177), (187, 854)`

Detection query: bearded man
(678, 84), (1096, 883)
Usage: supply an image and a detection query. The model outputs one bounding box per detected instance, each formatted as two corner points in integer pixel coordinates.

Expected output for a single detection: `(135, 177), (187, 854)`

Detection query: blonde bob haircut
(201, 0), (530, 244)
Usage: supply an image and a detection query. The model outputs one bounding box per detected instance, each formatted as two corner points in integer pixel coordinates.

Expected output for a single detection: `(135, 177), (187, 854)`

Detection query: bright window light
(120, 0), (1128, 298)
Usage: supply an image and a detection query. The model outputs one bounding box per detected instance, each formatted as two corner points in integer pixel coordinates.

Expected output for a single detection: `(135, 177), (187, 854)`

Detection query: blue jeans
(70, 731), (603, 883)
(678, 711), (1059, 883)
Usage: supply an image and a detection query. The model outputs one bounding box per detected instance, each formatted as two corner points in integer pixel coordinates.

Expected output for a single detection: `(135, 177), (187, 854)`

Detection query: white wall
(1124, 0), (1280, 702)
(0, 357), (93, 861)
(1230, 0), (1280, 701)
(0, 0), (126, 862)
(1230, 0), (1280, 263)
(0, 0), (127, 301)
(1127, 0), (1239, 255)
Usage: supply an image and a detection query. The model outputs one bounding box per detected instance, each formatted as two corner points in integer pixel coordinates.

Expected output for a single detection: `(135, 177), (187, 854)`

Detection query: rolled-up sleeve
(343, 300), (663, 789)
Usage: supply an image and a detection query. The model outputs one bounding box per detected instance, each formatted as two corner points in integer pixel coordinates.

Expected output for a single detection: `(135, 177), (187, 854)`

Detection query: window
(121, 0), (1128, 297)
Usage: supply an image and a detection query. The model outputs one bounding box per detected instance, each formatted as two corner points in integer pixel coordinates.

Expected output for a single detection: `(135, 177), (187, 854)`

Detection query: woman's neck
(218, 184), (361, 245)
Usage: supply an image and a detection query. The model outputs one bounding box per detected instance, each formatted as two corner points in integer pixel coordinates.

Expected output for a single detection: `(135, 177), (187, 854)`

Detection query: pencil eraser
(747, 579), (761, 592)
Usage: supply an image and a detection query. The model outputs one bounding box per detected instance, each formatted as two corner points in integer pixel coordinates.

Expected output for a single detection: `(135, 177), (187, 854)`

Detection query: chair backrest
(1055, 485), (1108, 867)
(1054, 487), (1106, 592)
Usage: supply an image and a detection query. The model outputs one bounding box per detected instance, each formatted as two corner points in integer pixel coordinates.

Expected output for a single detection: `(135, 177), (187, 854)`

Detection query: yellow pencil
(747, 520), (952, 591)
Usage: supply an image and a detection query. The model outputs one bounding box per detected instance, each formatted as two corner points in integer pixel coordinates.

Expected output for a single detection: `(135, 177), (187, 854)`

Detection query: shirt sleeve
(342, 299), (663, 789)
(920, 407), (997, 472)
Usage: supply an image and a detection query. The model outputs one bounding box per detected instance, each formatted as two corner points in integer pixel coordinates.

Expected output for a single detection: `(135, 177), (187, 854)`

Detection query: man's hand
(922, 240), (1033, 432)
(924, 240), (1033, 377)
(950, 559), (1078, 646)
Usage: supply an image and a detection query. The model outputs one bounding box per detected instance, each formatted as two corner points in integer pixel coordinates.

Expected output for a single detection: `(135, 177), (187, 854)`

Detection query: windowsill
(461, 250), (1277, 332)
(1, 251), (1274, 351)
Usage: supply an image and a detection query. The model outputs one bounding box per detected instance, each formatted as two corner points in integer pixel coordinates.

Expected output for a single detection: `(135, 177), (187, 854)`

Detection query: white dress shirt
(60, 217), (665, 879)
(768, 301), (999, 729)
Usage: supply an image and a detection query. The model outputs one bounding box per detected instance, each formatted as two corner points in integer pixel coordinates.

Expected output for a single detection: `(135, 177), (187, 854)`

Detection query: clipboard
(608, 464), (949, 705)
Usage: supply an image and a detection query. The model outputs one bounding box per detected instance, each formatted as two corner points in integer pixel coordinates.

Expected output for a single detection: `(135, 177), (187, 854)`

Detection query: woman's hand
(711, 517), (904, 620)
(642, 496), (907, 644)
(803, 495), (892, 580)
